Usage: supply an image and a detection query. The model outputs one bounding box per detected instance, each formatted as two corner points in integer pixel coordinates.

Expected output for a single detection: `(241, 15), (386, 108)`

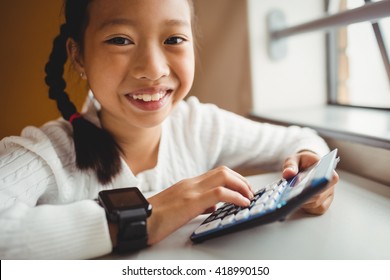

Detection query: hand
(282, 150), (339, 215)
(146, 166), (254, 245)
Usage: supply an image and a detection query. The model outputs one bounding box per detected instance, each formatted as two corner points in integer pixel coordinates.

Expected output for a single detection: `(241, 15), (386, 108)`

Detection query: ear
(66, 38), (87, 80)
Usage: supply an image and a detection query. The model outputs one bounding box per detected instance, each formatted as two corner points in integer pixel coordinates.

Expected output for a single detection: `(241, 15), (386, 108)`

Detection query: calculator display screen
(284, 165), (316, 201)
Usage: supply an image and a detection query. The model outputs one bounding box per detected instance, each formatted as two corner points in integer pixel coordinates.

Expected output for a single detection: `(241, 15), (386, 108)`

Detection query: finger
(202, 205), (217, 214)
(198, 166), (254, 199)
(210, 166), (254, 193)
(227, 168), (255, 194)
(302, 192), (334, 215)
(215, 166), (254, 195)
(330, 171), (339, 185)
(283, 151), (322, 178)
(303, 186), (334, 207)
(297, 151), (321, 170)
(282, 155), (299, 179)
(201, 186), (251, 208)
(304, 170), (338, 204)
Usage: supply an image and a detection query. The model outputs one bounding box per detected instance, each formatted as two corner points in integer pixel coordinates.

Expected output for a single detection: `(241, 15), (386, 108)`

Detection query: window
(247, 0), (390, 149)
(327, 0), (390, 109)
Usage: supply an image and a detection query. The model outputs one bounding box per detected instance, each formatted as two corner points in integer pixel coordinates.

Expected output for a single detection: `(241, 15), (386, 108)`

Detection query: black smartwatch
(98, 187), (152, 252)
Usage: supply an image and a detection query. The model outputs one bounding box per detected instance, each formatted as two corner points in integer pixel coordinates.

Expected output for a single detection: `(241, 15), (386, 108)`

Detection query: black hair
(44, 0), (121, 185)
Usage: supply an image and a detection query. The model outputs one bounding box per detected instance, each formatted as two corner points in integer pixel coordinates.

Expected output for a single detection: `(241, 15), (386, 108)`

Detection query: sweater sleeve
(185, 97), (330, 171)
(0, 128), (112, 259)
(0, 200), (111, 259)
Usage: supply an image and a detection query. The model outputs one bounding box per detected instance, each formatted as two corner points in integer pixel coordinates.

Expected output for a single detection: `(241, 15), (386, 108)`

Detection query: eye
(164, 36), (185, 45)
(106, 37), (132, 45)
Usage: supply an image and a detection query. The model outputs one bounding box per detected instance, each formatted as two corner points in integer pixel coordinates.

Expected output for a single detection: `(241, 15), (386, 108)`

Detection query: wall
(0, 0), (251, 139)
(326, 138), (390, 186)
(247, 0), (327, 113)
(0, 0), (88, 139)
(190, 0), (252, 116)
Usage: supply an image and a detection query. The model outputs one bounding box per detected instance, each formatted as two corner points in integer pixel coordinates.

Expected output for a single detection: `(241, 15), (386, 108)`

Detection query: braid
(72, 118), (122, 184)
(45, 24), (77, 120)
(44, 5), (122, 185)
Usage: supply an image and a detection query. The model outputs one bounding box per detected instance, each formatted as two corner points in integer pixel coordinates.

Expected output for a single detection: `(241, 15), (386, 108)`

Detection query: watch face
(99, 187), (151, 215)
(106, 191), (144, 208)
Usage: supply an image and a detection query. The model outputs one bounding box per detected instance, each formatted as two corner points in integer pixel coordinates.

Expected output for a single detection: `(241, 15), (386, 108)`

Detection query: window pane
(330, 0), (390, 109)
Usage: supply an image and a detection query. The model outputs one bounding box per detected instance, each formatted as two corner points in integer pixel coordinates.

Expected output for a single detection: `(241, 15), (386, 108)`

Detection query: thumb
(282, 156), (299, 179)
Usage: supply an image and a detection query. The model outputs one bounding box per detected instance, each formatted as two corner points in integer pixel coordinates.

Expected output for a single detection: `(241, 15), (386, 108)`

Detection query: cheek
(176, 50), (195, 92)
(84, 53), (127, 96)
(84, 68), (123, 111)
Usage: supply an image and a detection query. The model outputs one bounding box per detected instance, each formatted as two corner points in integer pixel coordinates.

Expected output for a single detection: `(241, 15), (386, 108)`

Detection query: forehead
(87, 0), (192, 30)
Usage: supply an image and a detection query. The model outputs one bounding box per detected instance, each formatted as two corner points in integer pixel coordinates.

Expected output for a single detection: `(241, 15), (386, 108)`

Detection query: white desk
(101, 171), (390, 260)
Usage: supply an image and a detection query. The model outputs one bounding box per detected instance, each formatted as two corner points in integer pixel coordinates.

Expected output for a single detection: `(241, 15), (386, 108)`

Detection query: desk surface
(101, 171), (390, 260)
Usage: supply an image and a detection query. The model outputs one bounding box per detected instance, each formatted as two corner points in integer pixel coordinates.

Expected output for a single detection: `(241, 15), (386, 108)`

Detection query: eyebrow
(98, 18), (190, 30)
(164, 19), (190, 27)
(98, 18), (136, 30)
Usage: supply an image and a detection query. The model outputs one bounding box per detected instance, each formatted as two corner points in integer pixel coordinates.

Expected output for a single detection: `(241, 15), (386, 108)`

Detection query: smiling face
(73, 0), (195, 132)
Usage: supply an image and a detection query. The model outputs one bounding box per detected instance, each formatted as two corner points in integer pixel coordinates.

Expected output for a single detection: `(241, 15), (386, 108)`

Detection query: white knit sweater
(0, 96), (329, 259)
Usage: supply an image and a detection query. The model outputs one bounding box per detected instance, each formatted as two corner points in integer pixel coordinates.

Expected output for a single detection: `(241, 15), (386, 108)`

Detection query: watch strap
(115, 209), (148, 252)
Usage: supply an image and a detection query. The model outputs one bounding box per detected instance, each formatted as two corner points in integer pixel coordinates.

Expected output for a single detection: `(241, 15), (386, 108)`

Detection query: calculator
(190, 149), (340, 243)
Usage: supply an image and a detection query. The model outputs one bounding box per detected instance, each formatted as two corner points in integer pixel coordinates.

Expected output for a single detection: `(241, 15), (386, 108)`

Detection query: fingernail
(285, 166), (296, 172)
(243, 197), (251, 206)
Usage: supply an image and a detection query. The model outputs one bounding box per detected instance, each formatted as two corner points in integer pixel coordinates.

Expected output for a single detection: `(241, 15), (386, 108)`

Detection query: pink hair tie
(69, 112), (82, 124)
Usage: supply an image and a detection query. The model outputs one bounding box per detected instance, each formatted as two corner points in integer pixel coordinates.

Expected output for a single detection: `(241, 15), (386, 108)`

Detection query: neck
(100, 113), (162, 175)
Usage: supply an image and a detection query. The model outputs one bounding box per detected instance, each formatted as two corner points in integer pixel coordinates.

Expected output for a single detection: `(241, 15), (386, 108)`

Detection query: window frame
(325, 0), (390, 111)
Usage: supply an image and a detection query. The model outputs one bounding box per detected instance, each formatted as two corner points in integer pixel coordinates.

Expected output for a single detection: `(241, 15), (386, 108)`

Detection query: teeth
(151, 93), (160, 101)
(142, 94), (152, 102)
(132, 92), (165, 102)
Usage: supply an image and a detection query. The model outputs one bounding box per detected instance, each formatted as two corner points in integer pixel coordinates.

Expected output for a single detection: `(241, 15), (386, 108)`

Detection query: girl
(0, 0), (338, 259)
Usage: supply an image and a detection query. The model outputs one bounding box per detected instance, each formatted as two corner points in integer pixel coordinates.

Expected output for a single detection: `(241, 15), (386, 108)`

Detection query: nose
(131, 43), (170, 81)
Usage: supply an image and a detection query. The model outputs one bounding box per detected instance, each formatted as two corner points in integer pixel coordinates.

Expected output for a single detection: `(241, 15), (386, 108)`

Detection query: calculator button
(277, 179), (285, 185)
(276, 183), (286, 193)
(222, 203), (235, 212)
(255, 195), (268, 205)
(250, 204), (264, 216)
(220, 202), (231, 208)
(203, 214), (216, 223)
(255, 199), (263, 206)
(235, 208), (250, 221)
(265, 199), (276, 210)
(254, 188), (265, 196)
(194, 219), (222, 235)
(221, 214), (235, 226)
(227, 208), (237, 215)
(215, 211), (227, 220)
(271, 191), (280, 201)
(264, 189), (274, 197)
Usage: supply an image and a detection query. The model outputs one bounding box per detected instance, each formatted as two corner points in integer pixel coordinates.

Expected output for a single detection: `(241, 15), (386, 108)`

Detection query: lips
(125, 87), (173, 111)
